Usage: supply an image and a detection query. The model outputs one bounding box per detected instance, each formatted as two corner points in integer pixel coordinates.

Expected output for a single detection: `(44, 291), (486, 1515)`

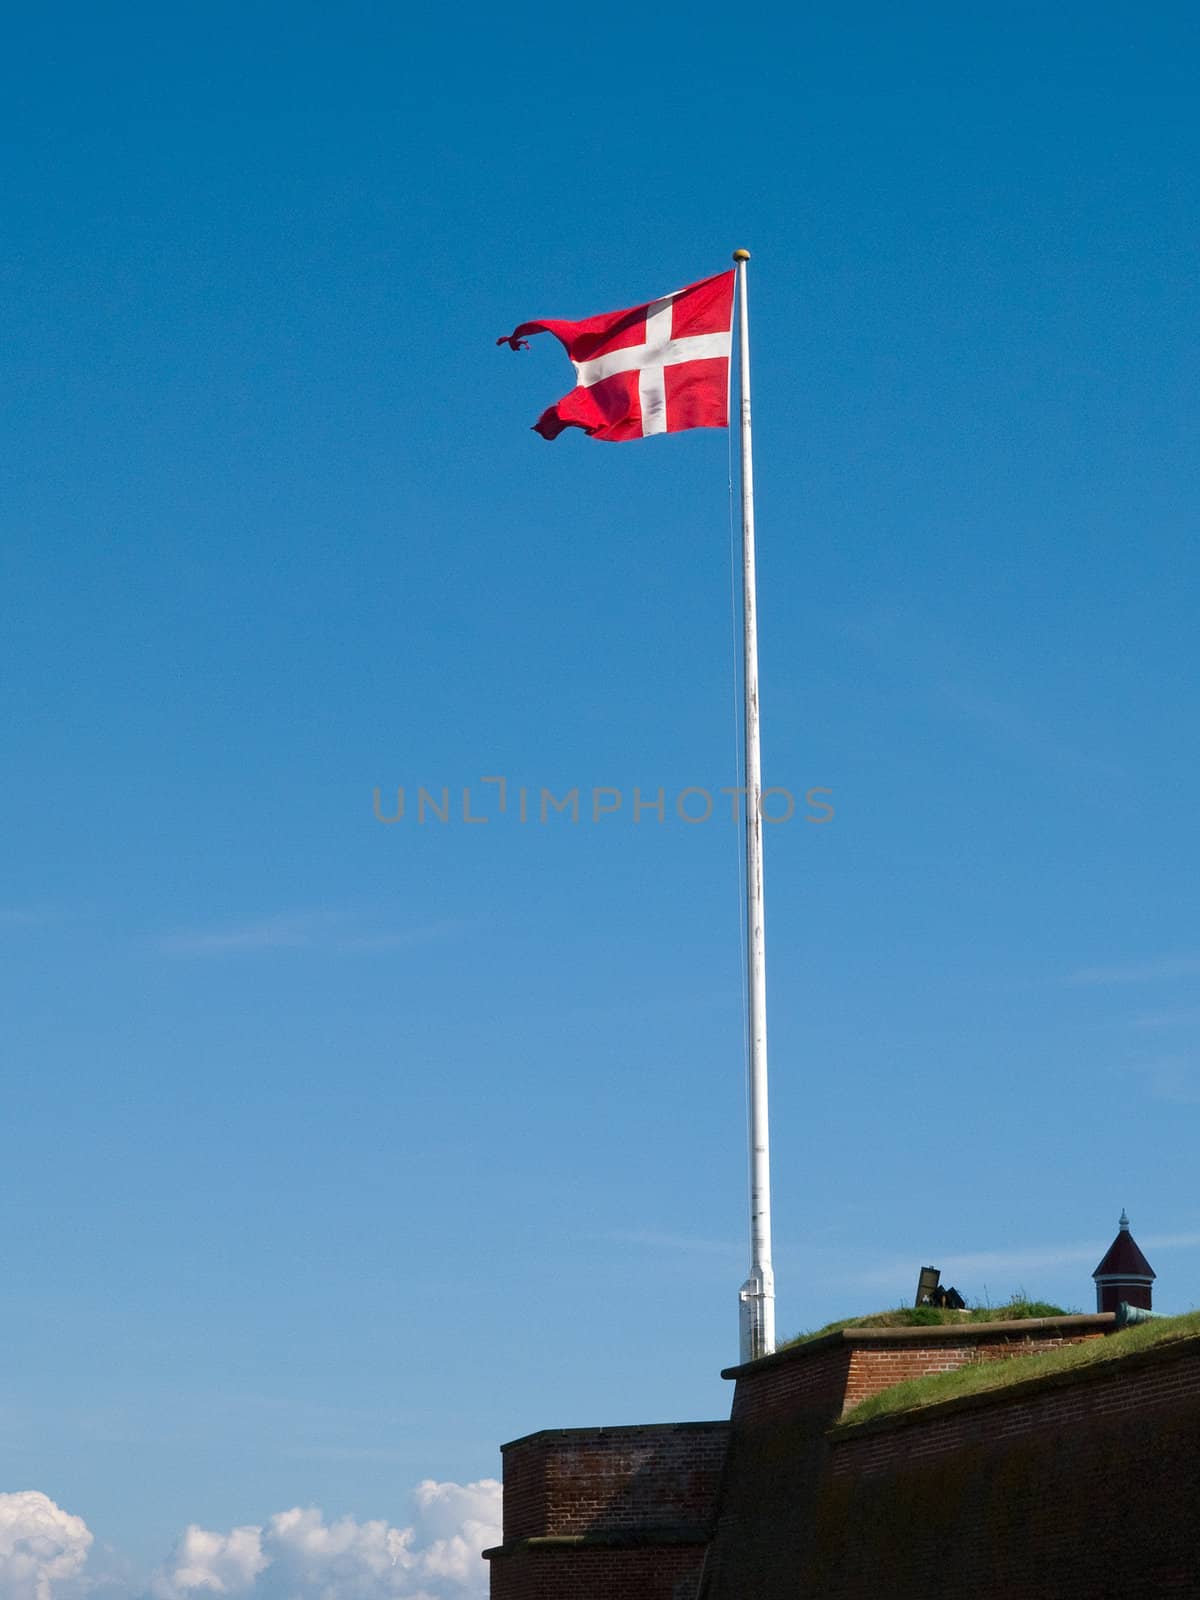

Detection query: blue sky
(3, 3), (1200, 1593)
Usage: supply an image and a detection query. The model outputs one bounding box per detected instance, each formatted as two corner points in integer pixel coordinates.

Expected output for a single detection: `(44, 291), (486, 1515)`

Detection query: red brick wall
(499, 1436), (549, 1544)
(728, 1343), (852, 1426)
(842, 1343), (973, 1410)
(807, 1334), (1200, 1599)
(489, 1422), (728, 1600)
(499, 1422), (729, 1540)
(699, 1317), (1118, 1600)
(491, 1317), (1134, 1600)
(725, 1317), (1111, 1427)
(842, 1330), (1109, 1411)
(830, 1332), (1200, 1480)
(490, 1543), (708, 1600)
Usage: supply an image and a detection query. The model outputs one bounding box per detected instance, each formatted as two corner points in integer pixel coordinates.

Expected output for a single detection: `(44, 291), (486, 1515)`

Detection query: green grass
(836, 1309), (1200, 1428)
(780, 1297), (1070, 1350)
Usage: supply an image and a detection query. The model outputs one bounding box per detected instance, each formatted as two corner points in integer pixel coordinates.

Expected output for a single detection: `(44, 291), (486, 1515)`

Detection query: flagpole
(733, 249), (776, 1364)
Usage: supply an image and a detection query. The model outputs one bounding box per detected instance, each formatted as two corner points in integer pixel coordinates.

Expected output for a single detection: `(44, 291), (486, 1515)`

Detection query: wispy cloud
(837, 605), (1120, 779)
(1131, 1007), (1200, 1030)
(161, 915), (326, 955)
(1066, 954), (1200, 987)
(935, 681), (1123, 780)
(277, 1445), (417, 1464)
(845, 1230), (1200, 1295)
(0, 906), (61, 929)
(601, 1228), (743, 1259)
(160, 913), (473, 958)
(847, 1242), (1100, 1294)
(337, 920), (471, 953)
(1124, 1055), (1200, 1105)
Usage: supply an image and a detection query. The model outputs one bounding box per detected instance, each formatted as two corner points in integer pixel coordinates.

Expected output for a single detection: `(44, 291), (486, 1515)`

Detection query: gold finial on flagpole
(732, 248), (751, 261)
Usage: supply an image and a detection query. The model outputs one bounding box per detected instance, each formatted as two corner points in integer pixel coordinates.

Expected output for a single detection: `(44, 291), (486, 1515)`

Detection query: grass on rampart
(836, 1308), (1200, 1428)
(780, 1297), (1069, 1350)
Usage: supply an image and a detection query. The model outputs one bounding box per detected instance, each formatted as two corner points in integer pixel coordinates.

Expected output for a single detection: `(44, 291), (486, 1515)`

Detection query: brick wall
(807, 1333), (1200, 1598)
(498, 1422), (730, 1540)
(698, 1315), (1115, 1600)
(842, 1325), (1111, 1410)
(486, 1422), (728, 1600)
(490, 1542), (709, 1600)
(490, 1314), (1137, 1600)
(830, 1329), (1200, 1480)
(723, 1313), (1111, 1425)
(727, 1341), (852, 1426)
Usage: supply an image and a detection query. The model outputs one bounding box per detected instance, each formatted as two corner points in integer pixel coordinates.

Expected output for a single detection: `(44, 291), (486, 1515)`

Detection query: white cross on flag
(498, 269), (734, 442)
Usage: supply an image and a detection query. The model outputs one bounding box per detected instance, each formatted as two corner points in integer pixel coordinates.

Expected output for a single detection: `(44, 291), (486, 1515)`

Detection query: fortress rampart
(481, 1312), (1199, 1598)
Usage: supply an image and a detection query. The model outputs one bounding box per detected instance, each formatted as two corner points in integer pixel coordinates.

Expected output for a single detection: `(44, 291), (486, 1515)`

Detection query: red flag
(498, 270), (734, 442)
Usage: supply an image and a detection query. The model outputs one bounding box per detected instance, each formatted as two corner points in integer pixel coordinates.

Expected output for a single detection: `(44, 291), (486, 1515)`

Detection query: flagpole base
(738, 1266), (776, 1363)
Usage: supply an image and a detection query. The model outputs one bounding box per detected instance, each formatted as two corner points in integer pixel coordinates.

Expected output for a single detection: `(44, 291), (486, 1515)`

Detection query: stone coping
(720, 1313), (1115, 1379)
(499, 1419), (729, 1452)
(827, 1327), (1200, 1440)
(482, 1526), (713, 1559)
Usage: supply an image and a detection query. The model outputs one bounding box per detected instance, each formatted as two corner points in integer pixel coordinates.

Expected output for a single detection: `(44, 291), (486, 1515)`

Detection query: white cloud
(408, 1482), (502, 1588)
(151, 1526), (266, 1599)
(1131, 1006), (1200, 1029)
(1066, 954), (1200, 986)
(0, 1492), (93, 1600)
(0, 1483), (500, 1600)
(159, 914), (329, 955)
(152, 1482), (501, 1600)
(601, 1228), (742, 1259)
(160, 913), (471, 959)
(848, 1229), (1200, 1297)
(845, 1243), (1103, 1295)
(1124, 1054), (1200, 1105)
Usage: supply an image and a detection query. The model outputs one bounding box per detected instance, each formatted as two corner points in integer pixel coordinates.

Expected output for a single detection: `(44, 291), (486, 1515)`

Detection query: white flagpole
(733, 249), (776, 1364)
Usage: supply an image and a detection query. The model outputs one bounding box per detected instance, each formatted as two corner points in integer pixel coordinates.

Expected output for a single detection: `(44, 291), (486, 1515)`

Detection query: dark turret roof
(1093, 1210), (1155, 1280)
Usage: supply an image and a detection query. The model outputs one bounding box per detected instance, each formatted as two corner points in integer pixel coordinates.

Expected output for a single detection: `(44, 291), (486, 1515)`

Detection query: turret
(1093, 1209), (1155, 1313)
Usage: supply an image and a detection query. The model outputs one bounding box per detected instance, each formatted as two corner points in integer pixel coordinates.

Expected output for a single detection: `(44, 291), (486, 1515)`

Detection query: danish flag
(498, 269), (734, 442)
